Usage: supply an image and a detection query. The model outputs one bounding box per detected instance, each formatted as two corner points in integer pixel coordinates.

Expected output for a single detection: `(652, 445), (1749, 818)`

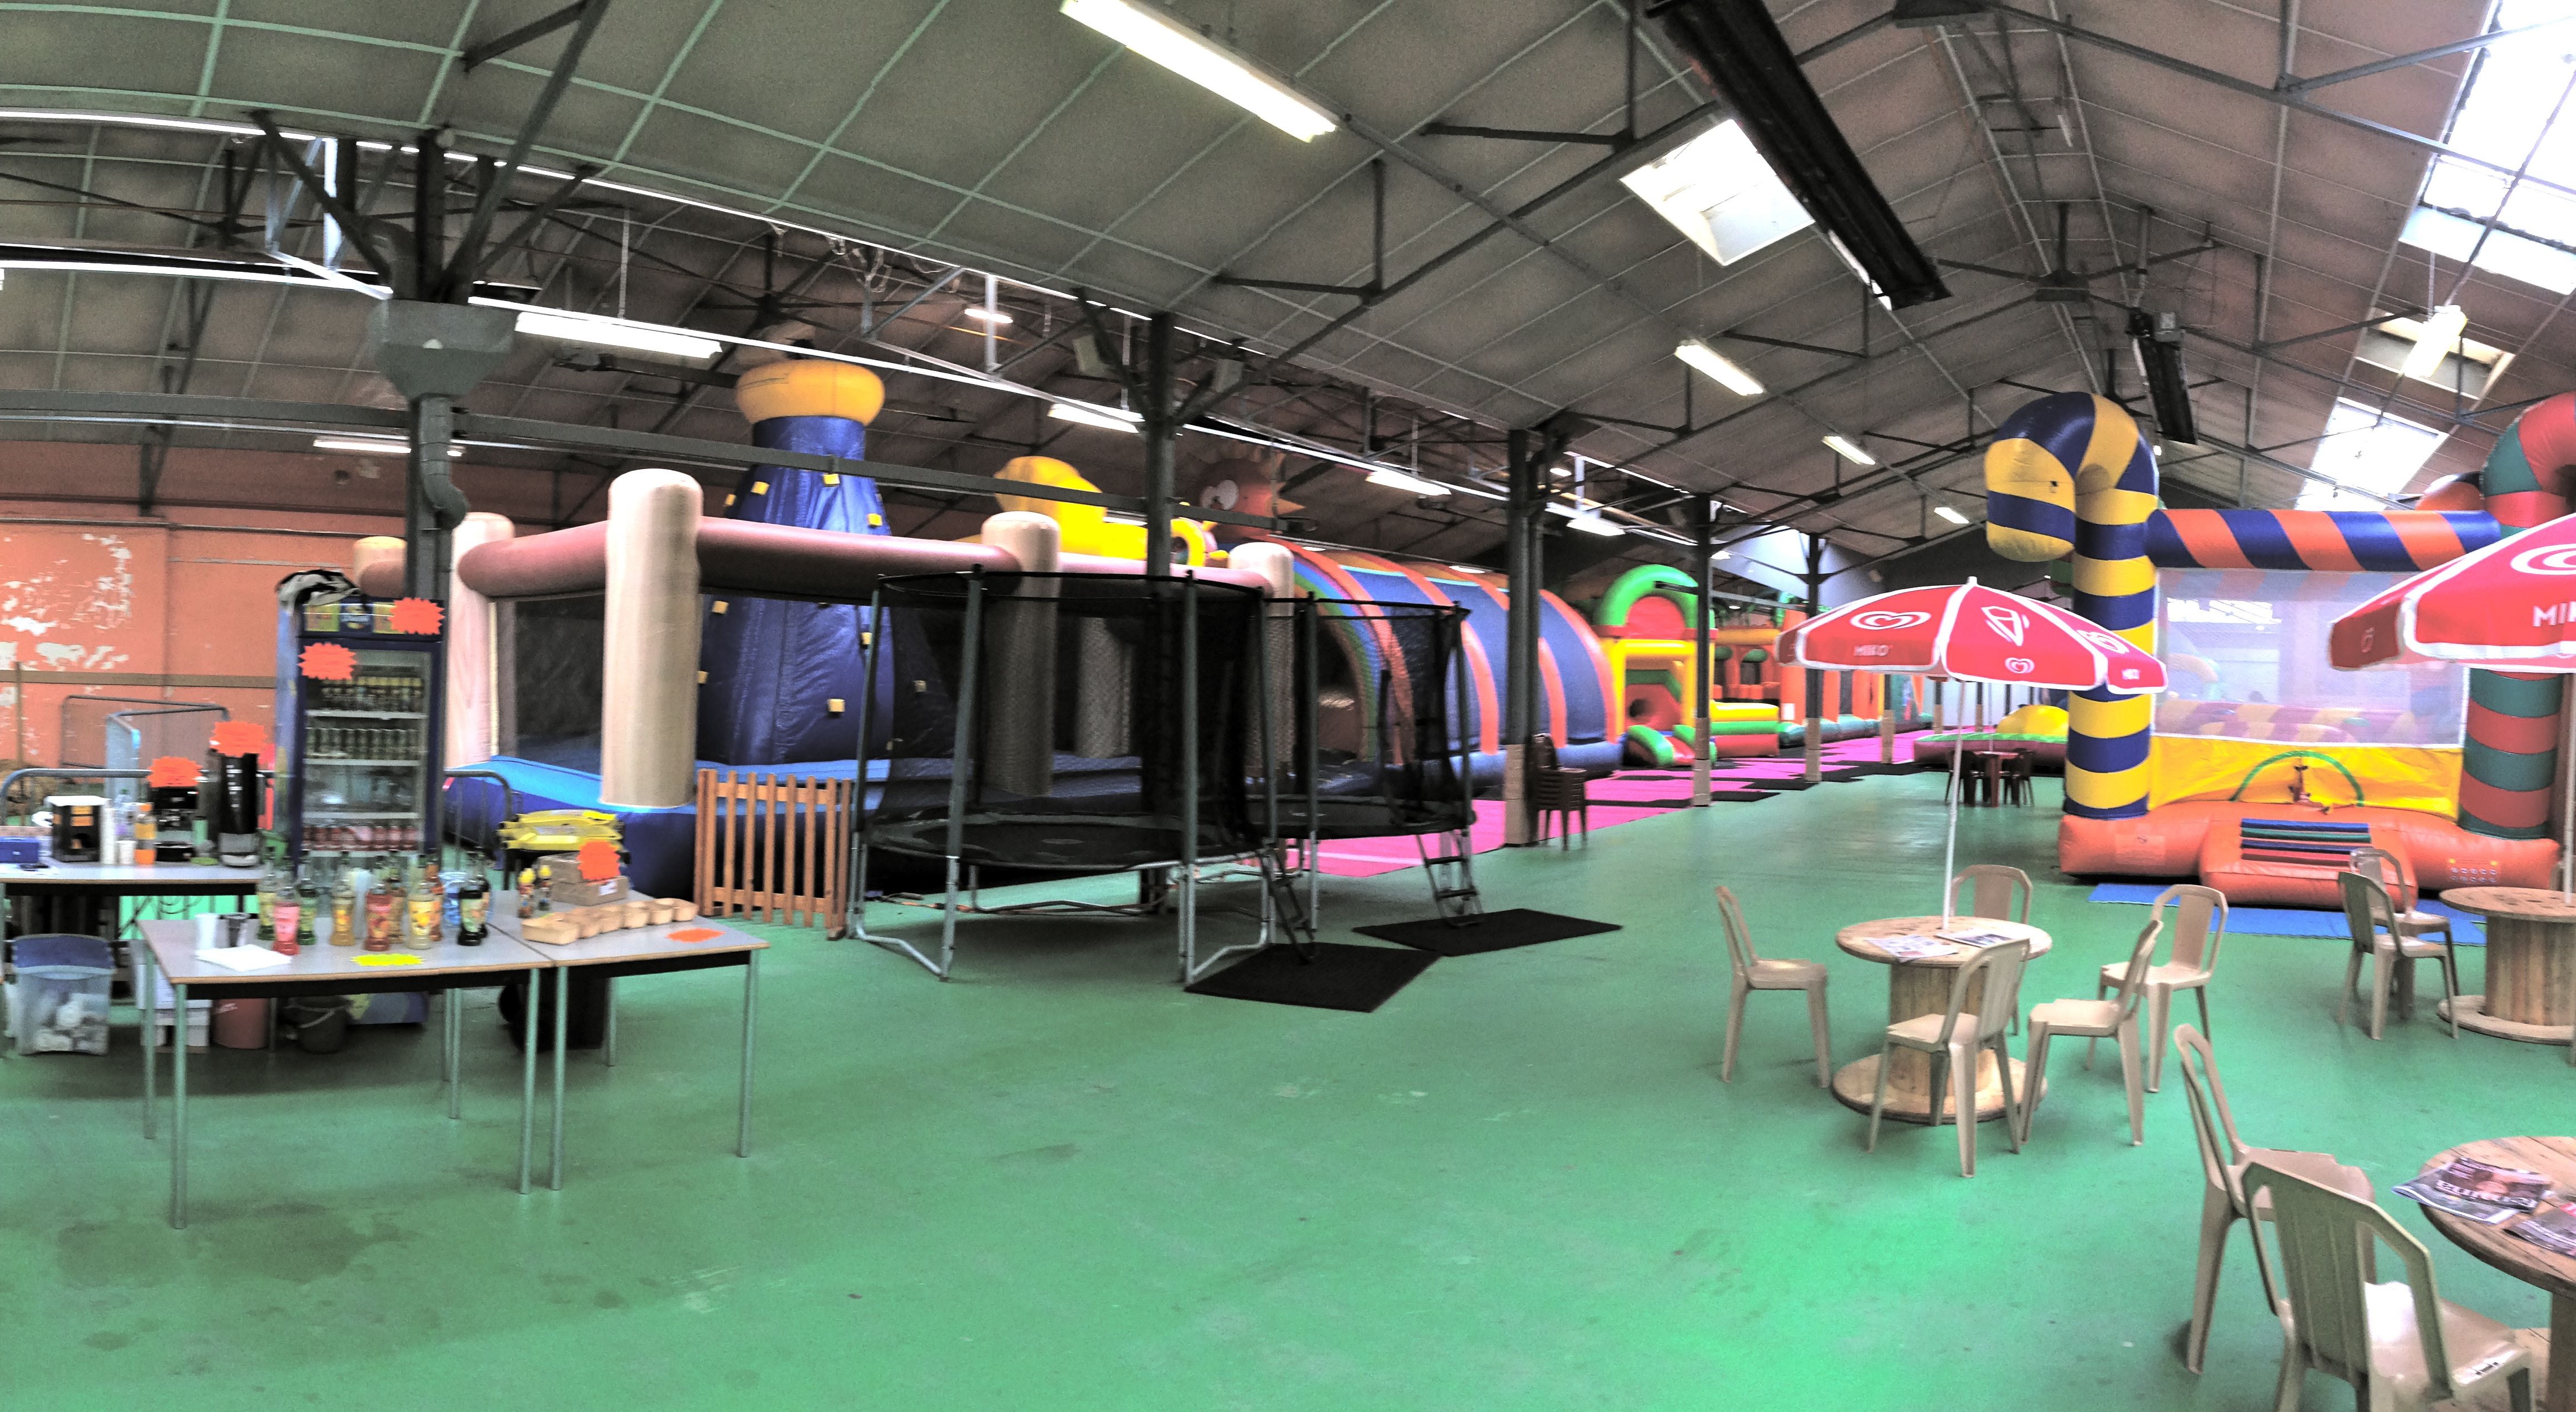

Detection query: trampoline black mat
(1356, 908), (1622, 957)
(1185, 943), (1436, 1012)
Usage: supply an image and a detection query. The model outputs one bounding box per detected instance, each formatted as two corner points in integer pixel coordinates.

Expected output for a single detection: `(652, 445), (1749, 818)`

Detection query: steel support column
(1142, 312), (1177, 579)
(1693, 496), (1715, 808)
(1802, 536), (1827, 786)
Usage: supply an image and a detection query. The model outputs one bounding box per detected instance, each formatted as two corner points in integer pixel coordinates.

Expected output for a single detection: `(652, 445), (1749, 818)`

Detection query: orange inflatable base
(2061, 802), (2559, 908)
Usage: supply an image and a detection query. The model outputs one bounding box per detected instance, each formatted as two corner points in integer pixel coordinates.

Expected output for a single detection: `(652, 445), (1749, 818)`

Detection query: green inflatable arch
(1595, 564), (1700, 631)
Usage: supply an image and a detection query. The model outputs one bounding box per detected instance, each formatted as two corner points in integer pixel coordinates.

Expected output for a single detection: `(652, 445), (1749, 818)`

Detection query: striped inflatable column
(1984, 392), (2159, 819)
(2463, 391), (2576, 839)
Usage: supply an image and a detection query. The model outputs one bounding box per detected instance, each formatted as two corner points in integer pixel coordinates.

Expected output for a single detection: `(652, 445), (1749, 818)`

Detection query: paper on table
(193, 945), (292, 972)
(1936, 928), (2018, 948)
(1875, 935), (1956, 960)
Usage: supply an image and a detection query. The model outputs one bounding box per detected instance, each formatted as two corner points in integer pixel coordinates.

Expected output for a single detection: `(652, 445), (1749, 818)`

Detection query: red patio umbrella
(2332, 510), (2576, 892)
(1783, 579), (2167, 919)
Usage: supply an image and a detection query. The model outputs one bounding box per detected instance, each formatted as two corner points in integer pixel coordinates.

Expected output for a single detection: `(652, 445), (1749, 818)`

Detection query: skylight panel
(2404, 1), (2576, 292)
(1620, 120), (1812, 264)
(2355, 310), (2515, 398)
(2295, 399), (2445, 509)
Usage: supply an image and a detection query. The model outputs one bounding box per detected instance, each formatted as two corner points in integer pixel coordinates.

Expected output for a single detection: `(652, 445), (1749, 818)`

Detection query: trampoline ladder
(1416, 828), (1483, 925)
(1255, 847), (1318, 959)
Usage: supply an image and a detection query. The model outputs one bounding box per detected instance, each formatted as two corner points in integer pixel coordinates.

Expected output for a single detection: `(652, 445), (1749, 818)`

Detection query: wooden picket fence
(694, 768), (853, 936)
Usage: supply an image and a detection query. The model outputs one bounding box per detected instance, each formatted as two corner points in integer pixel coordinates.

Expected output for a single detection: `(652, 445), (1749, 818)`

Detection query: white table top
(138, 918), (552, 987)
(486, 894), (766, 966)
(1, 861), (261, 886)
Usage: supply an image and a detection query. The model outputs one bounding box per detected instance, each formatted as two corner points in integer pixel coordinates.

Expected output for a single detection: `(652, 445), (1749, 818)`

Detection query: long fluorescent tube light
(1822, 434), (1876, 466)
(2400, 303), (2468, 382)
(1048, 400), (1143, 432)
(510, 307), (722, 363)
(1061, 0), (1338, 141)
(314, 436), (458, 458)
(963, 306), (1013, 325)
(1366, 467), (1452, 497)
(1932, 504), (1970, 526)
(1675, 338), (1765, 396)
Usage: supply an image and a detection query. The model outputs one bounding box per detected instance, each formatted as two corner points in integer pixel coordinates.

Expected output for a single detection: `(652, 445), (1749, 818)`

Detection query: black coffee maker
(211, 752), (261, 867)
(150, 784), (200, 862)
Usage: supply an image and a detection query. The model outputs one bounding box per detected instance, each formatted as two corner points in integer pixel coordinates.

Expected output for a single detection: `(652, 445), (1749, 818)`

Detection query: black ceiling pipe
(1652, 0), (1952, 310)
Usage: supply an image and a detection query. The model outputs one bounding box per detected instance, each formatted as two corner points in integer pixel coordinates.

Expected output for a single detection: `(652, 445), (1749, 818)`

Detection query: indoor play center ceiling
(0, 1), (2569, 582)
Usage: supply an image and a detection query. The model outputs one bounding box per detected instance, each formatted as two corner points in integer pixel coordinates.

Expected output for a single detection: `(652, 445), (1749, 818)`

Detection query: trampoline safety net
(1268, 597), (1471, 841)
(863, 571), (1265, 871)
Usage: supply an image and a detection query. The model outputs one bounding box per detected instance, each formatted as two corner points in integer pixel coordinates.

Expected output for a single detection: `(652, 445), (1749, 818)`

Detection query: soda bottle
(297, 869), (319, 951)
(270, 868), (302, 956)
(458, 856), (489, 946)
(330, 863), (358, 946)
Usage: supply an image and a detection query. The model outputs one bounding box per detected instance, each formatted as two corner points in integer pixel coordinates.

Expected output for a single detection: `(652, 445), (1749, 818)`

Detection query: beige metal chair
(2172, 1024), (2374, 1375)
(2337, 870), (2460, 1040)
(2240, 1162), (2534, 1411)
(2019, 918), (2159, 1147)
(1864, 939), (2029, 1177)
(1713, 885), (1832, 1088)
(1947, 864), (2033, 924)
(2348, 846), (2453, 948)
(2093, 883), (2227, 1091)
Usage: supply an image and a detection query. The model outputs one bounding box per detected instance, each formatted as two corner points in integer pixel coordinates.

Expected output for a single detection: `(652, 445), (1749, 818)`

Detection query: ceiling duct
(1651, 0), (1951, 309)
(2128, 308), (2198, 447)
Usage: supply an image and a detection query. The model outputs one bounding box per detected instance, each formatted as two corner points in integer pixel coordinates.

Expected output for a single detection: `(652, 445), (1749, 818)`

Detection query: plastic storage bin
(151, 974), (211, 1049)
(6, 934), (115, 1055)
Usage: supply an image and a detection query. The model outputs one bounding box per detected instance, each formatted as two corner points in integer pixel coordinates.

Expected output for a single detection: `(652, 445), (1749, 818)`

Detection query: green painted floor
(8, 774), (2568, 1409)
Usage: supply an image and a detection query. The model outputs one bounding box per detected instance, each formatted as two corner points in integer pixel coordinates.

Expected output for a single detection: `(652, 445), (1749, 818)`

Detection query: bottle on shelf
(363, 860), (397, 952)
(271, 867), (302, 957)
(458, 855), (489, 945)
(330, 862), (358, 946)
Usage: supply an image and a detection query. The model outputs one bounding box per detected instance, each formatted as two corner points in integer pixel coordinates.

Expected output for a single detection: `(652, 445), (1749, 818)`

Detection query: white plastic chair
(2348, 846), (2453, 948)
(1713, 885), (1832, 1088)
(2093, 883), (2227, 1091)
(1864, 939), (2029, 1178)
(2172, 1024), (2373, 1375)
(1947, 863), (2033, 924)
(2019, 918), (2158, 1147)
(2240, 1162), (2533, 1411)
(2337, 870), (2459, 1040)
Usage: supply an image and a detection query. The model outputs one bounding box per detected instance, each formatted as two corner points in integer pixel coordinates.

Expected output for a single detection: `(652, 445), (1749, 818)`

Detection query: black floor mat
(1356, 907), (1622, 957)
(1746, 779), (1821, 791)
(1616, 791), (1776, 806)
(1185, 943), (1437, 1012)
(1828, 763), (1926, 777)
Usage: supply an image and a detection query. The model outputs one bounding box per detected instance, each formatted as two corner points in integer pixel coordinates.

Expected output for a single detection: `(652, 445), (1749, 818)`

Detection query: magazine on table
(2513, 1201), (2576, 1257)
(1934, 927), (2018, 949)
(2393, 1156), (2551, 1225)
(1874, 936), (1956, 961)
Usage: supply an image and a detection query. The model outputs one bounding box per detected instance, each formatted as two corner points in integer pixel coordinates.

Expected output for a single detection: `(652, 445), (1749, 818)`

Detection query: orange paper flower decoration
(576, 839), (621, 882)
(300, 641), (357, 681)
(146, 755), (202, 789)
(389, 597), (443, 635)
(209, 721), (268, 758)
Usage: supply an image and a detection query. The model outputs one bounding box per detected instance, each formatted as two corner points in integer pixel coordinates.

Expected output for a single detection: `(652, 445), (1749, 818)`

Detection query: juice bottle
(405, 858), (440, 951)
(271, 868), (302, 956)
(363, 860), (397, 952)
(297, 870), (319, 951)
(330, 863), (358, 946)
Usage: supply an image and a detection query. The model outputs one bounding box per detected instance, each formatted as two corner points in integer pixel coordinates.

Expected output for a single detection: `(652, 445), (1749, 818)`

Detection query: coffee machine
(211, 752), (262, 867)
(46, 795), (106, 863)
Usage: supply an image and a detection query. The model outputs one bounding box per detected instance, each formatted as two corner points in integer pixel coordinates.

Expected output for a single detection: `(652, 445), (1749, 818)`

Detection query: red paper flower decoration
(388, 597), (444, 636)
(209, 721), (268, 758)
(146, 755), (202, 789)
(577, 839), (621, 882)
(300, 641), (357, 681)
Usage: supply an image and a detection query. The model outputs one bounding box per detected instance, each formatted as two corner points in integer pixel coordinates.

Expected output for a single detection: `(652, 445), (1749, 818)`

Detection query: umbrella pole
(1942, 735), (1962, 925)
(2563, 699), (2574, 900)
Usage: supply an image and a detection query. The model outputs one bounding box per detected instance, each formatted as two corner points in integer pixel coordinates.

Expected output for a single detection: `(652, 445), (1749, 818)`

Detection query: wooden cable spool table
(2436, 888), (2576, 1045)
(2414, 1137), (2574, 1407)
(1829, 915), (2052, 1124)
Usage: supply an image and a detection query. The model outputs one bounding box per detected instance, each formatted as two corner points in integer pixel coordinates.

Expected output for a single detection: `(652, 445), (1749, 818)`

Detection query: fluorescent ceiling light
(1620, 120), (1812, 264)
(1061, 0), (1338, 141)
(963, 306), (1013, 325)
(1822, 434), (1875, 466)
(1102, 510), (1148, 526)
(1932, 504), (1970, 526)
(1711, 550), (1732, 561)
(509, 307), (722, 364)
(315, 436), (458, 458)
(1365, 467), (1452, 497)
(1048, 400), (1143, 432)
(2398, 303), (2468, 382)
(1675, 338), (1765, 396)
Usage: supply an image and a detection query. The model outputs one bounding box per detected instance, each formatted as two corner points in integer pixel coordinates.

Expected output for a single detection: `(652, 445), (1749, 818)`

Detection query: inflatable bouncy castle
(1982, 390), (2567, 904)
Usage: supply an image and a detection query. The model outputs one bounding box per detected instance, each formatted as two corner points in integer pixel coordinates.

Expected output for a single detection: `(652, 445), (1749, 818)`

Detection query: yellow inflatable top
(996, 456), (1208, 566)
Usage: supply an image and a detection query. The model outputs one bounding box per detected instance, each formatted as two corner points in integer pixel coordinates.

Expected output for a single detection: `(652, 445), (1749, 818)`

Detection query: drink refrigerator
(277, 597), (444, 866)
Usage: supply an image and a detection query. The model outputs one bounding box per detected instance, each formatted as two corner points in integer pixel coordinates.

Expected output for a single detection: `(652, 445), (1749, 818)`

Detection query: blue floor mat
(2086, 882), (2485, 945)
